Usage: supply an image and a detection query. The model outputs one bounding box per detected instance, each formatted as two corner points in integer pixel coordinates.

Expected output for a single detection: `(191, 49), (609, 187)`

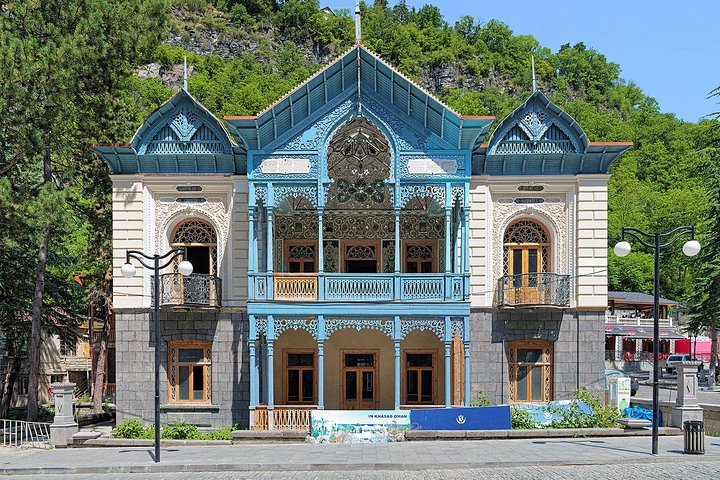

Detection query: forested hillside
(129, 0), (718, 301)
(1, 0), (718, 417)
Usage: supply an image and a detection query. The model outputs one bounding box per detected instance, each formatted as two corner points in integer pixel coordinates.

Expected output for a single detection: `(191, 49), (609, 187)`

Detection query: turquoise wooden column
(248, 314), (258, 428)
(444, 316), (452, 407)
(267, 315), (275, 429)
(462, 208), (470, 300)
(393, 315), (401, 409)
(444, 184), (452, 300)
(266, 206), (274, 299)
(317, 315), (325, 409)
(248, 187), (256, 299)
(317, 209), (324, 300)
(394, 208), (401, 299)
(464, 316), (471, 406)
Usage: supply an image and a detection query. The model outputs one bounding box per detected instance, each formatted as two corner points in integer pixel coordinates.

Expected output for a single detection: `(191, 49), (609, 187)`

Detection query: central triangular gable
(225, 45), (493, 152)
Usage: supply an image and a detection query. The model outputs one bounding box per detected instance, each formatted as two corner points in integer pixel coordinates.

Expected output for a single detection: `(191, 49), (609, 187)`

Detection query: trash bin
(684, 420), (705, 454)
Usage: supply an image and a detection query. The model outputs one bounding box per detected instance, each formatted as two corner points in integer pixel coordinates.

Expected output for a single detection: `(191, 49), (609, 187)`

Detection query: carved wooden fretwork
(327, 117), (392, 210)
(492, 196), (567, 282)
(155, 198), (230, 272)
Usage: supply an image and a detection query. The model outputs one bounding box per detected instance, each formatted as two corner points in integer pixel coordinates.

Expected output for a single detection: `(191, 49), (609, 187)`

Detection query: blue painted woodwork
(92, 89), (246, 174)
(248, 273), (465, 303)
(473, 91), (631, 175)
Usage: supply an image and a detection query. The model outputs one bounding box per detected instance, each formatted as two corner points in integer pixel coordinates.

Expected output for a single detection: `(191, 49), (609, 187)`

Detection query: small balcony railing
(160, 273), (222, 307)
(497, 272), (570, 308)
(252, 273), (466, 302)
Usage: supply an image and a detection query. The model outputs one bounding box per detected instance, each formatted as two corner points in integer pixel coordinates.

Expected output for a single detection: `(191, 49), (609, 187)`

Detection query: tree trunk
(26, 227), (50, 421)
(0, 336), (23, 419)
(92, 266), (113, 412)
(91, 325), (109, 412)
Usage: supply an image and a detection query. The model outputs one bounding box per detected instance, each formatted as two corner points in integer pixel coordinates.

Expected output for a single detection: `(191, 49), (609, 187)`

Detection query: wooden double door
(507, 245), (546, 304)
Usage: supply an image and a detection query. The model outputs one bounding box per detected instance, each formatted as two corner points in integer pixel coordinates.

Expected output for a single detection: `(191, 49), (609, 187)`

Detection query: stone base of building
(469, 308), (605, 405)
(114, 308), (249, 430)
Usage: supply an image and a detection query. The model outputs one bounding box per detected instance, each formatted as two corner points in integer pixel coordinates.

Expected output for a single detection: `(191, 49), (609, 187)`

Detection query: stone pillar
(50, 382), (78, 446)
(672, 361), (703, 427)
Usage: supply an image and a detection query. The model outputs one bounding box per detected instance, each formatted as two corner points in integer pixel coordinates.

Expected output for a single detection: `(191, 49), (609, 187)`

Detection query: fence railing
(274, 274), (318, 301)
(497, 273), (571, 307)
(251, 406), (314, 431)
(250, 273), (466, 302)
(605, 315), (674, 327)
(1, 420), (51, 449)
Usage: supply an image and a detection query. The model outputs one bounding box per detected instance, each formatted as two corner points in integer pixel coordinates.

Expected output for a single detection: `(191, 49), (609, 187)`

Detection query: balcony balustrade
(251, 273), (466, 302)
(605, 314), (674, 327)
(159, 273), (222, 307)
(497, 272), (571, 308)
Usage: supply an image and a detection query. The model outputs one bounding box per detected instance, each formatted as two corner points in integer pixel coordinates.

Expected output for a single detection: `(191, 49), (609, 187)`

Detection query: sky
(324, 0), (720, 122)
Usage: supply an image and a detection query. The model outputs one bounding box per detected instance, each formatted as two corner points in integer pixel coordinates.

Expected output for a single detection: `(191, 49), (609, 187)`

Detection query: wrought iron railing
(497, 273), (571, 307)
(1, 419), (51, 448)
(159, 273), (222, 307)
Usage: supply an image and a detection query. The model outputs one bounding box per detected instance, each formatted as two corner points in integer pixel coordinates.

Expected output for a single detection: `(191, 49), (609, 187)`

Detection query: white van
(664, 354), (702, 374)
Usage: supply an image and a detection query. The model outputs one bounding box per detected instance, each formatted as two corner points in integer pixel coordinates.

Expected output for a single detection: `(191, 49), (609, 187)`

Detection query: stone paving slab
(0, 436), (719, 476)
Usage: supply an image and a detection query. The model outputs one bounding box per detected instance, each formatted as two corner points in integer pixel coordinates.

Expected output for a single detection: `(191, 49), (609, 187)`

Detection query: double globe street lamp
(121, 248), (193, 463)
(614, 226), (700, 455)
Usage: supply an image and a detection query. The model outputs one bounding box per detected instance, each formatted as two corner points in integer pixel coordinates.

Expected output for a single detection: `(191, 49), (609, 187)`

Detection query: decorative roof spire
(355, 0), (361, 44)
(531, 55), (536, 93)
(183, 56), (188, 91)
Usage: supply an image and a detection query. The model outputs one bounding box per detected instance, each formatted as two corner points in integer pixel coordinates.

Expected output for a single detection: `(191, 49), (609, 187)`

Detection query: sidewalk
(1, 435), (719, 475)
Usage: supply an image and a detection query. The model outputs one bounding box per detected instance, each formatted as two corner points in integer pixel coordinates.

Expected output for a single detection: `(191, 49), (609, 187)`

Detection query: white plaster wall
(467, 180), (489, 307)
(112, 176), (247, 308)
(231, 178), (249, 306)
(112, 177), (145, 309)
(575, 175), (610, 308)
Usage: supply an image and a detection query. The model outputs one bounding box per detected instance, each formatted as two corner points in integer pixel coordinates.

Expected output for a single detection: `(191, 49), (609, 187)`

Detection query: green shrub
(113, 419), (239, 440)
(546, 388), (620, 429)
(162, 420), (200, 439)
(113, 418), (154, 439)
(470, 392), (491, 407)
(510, 406), (538, 429)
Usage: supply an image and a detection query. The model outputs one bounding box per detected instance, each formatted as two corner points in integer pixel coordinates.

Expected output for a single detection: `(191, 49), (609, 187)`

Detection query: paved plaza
(1, 435), (719, 476)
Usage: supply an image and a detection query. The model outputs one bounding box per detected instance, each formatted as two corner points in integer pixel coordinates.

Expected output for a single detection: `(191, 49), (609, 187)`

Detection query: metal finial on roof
(355, 0), (361, 44)
(183, 56), (188, 91)
(531, 55), (537, 93)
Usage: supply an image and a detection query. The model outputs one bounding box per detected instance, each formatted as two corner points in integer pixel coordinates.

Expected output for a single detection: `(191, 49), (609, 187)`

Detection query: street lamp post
(121, 248), (193, 463)
(614, 226), (700, 455)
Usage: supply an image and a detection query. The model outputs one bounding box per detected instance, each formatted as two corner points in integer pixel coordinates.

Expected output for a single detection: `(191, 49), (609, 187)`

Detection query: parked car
(605, 368), (639, 396)
(664, 354), (703, 375)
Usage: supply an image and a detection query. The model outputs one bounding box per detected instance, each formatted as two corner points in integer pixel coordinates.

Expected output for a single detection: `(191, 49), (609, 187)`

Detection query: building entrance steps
(2, 435), (720, 475)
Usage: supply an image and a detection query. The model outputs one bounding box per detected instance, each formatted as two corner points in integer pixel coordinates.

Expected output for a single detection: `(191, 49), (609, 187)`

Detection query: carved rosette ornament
(491, 196), (568, 281)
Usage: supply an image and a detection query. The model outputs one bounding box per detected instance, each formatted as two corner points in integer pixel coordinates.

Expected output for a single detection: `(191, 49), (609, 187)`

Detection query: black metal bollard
(684, 420), (705, 454)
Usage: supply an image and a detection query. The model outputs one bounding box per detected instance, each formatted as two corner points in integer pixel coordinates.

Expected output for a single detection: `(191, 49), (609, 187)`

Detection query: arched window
(171, 219), (218, 276)
(503, 219), (550, 278)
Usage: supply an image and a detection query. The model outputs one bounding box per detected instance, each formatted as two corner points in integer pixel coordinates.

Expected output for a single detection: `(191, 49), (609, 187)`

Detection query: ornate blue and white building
(94, 44), (631, 429)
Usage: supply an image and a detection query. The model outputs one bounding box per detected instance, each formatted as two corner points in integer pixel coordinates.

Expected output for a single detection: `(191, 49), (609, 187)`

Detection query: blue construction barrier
(410, 406), (511, 430)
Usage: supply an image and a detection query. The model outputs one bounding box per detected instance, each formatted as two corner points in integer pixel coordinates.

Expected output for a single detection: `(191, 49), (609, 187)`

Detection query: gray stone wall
(469, 308), (605, 405)
(115, 309), (248, 429)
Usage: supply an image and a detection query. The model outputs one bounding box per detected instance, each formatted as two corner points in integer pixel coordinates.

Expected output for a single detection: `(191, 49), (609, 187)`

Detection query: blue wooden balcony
(249, 273), (466, 302)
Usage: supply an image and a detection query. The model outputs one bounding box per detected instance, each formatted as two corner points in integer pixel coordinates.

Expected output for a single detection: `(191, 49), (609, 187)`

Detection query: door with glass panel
(404, 351), (435, 405)
(341, 351), (377, 409)
(509, 341), (553, 402)
(504, 219), (549, 305)
(284, 350), (315, 405)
